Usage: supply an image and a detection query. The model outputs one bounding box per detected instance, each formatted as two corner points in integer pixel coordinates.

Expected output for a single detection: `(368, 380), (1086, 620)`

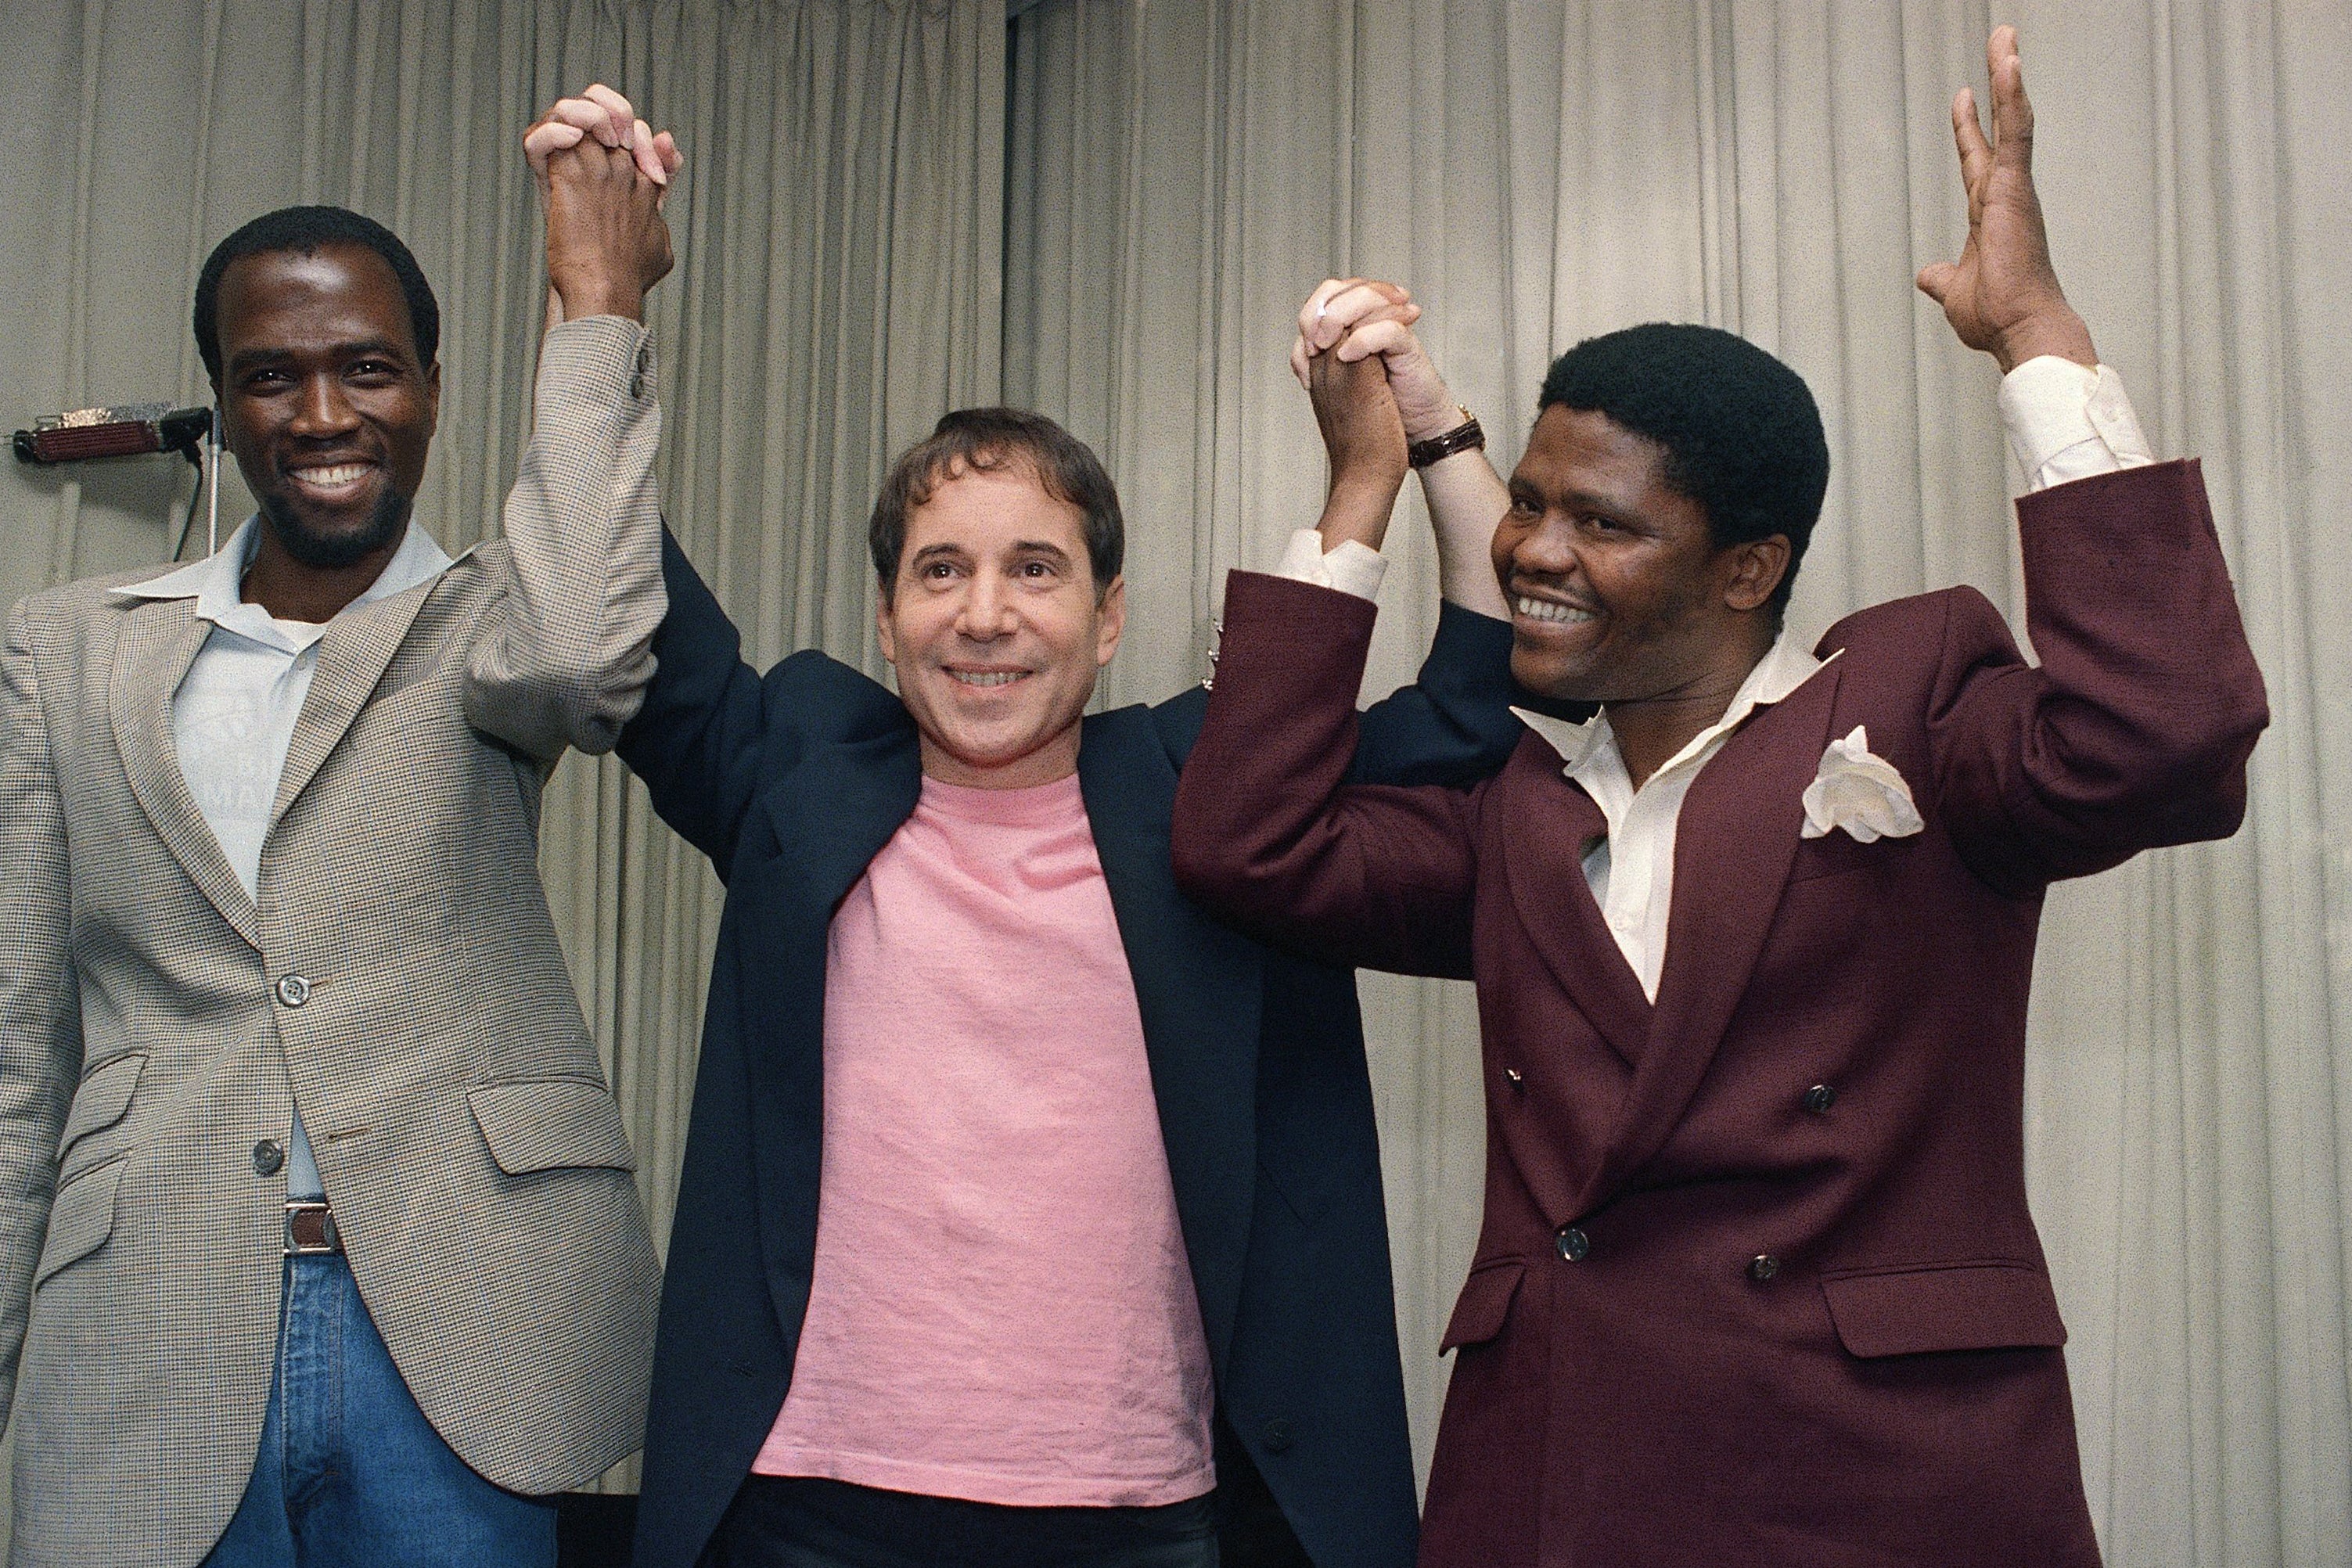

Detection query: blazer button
(1747, 1253), (1780, 1282)
(275, 974), (311, 1008)
(1504, 1068), (1526, 1092)
(253, 1139), (285, 1177)
(1556, 1225), (1590, 1262)
(1803, 1084), (1837, 1113)
(1262, 1418), (1294, 1453)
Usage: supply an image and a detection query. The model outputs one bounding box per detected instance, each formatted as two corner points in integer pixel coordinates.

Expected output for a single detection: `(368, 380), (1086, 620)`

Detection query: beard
(258, 485), (410, 570)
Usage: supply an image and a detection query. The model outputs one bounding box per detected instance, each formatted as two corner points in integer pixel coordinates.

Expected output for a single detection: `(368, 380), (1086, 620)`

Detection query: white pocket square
(1800, 725), (1924, 843)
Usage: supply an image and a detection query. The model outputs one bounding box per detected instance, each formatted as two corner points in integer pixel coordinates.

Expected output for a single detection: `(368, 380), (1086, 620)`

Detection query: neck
(241, 529), (401, 623)
(1606, 629), (1777, 790)
(915, 728), (1083, 791)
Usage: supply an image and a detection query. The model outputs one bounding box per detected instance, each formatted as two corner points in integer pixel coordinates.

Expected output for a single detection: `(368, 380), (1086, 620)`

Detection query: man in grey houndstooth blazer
(0, 128), (677, 1566)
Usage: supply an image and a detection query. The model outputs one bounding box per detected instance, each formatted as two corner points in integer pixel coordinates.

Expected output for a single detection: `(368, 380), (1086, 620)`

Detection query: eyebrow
(1512, 477), (1638, 516)
(905, 540), (1076, 570)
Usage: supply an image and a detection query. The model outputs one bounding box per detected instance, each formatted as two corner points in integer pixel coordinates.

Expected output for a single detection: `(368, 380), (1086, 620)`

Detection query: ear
(1094, 574), (1127, 667)
(1721, 535), (1790, 613)
(423, 358), (443, 430)
(875, 581), (898, 667)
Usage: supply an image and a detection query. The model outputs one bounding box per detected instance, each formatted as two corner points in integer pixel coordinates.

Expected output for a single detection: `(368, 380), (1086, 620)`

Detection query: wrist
(1992, 307), (2095, 375)
(550, 272), (646, 324)
(1318, 473), (1401, 548)
(1401, 394), (1468, 444)
(1408, 410), (1485, 469)
(1325, 462), (1405, 503)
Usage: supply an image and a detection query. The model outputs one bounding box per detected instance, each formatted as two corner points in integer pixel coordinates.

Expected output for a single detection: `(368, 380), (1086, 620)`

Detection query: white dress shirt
(1286, 354), (2154, 999)
(113, 516), (455, 1196)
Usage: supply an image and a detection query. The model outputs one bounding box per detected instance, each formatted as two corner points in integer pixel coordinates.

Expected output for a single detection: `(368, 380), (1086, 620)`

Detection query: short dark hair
(194, 206), (439, 383)
(869, 408), (1124, 600)
(1538, 323), (1829, 621)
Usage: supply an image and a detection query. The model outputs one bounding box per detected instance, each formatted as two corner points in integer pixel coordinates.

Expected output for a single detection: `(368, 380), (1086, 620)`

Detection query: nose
(955, 570), (1017, 640)
(1502, 509), (1579, 581)
(288, 373), (361, 439)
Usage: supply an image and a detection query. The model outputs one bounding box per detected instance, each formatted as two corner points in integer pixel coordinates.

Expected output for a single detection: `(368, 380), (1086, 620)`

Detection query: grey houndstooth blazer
(0, 317), (667, 1566)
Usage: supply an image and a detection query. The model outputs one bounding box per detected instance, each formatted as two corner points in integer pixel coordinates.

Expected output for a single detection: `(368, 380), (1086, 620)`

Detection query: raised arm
(1293, 279), (1511, 621)
(1173, 351), (1490, 976)
(1174, 568), (1484, 980)
(1907, 27), (2265, 887)
(465, 85), (681, 761)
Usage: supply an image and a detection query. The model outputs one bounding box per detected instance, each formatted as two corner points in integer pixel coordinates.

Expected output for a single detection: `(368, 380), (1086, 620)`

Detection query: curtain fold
(1006, 3), (2350, 1562)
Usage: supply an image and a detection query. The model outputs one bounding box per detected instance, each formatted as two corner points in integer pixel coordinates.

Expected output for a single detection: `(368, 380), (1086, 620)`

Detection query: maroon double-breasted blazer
(1172, 459), (2267, 1566)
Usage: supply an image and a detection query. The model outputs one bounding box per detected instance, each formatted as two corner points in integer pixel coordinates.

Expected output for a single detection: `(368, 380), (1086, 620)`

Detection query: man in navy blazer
(516, 92), (1519, 1568)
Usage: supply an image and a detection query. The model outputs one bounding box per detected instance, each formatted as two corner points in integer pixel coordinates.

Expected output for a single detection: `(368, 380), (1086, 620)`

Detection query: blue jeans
(200, 1253), (558, 1568)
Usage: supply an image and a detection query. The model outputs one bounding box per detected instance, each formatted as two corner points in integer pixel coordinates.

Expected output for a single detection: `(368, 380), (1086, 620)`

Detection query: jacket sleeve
(463, 315), (667, 761)
(611, 529), (786, 879)
(1922, 459), (2270, 894)
(1172, 570), (1483, 980)
(1346, 599), (1524, 787)
(0, 602), (85, 1423)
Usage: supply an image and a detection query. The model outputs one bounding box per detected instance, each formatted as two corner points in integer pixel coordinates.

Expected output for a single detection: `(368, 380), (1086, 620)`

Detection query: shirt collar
(1512, 630), (1833, 781)
(113, 514), (455, 633)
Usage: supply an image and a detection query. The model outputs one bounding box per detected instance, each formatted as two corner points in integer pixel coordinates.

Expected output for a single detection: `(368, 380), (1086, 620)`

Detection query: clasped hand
(524, 85), (683, 324)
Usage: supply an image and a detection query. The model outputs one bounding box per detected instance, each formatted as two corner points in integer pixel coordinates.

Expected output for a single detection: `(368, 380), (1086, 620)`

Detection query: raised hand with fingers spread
(1915, 25), (2097, 372)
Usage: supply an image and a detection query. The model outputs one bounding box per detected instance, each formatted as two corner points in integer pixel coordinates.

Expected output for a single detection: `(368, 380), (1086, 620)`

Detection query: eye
(348, 358), (401, 380)
(1018, 559), (1055, 579)
(1505, 494), (1541, 520)
(1581, 512), (1626, 535)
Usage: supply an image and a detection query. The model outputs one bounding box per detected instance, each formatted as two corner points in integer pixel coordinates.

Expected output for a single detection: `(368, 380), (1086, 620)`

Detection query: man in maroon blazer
(1171, 28), (2267, 1567)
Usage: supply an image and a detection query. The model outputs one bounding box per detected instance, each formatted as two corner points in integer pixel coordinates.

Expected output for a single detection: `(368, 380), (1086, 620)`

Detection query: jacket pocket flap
(1440, 1258), (1526, 1353)
(59, 1053), (146, 1152)
(35, 1157), (124, 1287)
(1821, 1262), (2066, 1358)
(469, 1079), (636, 1176)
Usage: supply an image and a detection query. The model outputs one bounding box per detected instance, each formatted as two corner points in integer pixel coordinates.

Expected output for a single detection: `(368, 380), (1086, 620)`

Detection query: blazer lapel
(1498, 740), (1653, 1068)
(1581, 659), (1844, 1207)
(748, 722), (922, 1332)
(109, 597), (261, 949)
(1079, 708), (1261, 1371)
(758, 731), (925, 919)
(268, 581), (437, 827)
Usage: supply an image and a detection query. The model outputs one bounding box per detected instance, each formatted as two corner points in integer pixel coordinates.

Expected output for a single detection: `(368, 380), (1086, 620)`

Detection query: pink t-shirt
(752, 772), (1217, 1505)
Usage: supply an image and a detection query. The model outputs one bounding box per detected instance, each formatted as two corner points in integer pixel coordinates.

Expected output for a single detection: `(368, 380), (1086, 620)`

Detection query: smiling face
(1493, 405), (1785, 707)
(210, 243), (440, 574)
(876, 459), (1126, 789)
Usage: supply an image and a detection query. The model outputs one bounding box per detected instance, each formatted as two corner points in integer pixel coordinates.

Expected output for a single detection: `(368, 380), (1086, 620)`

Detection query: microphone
(13, 404), (212, 465)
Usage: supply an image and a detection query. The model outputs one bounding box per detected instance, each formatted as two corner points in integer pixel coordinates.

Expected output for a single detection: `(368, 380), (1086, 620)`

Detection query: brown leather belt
(283, 1199), (342, 1256)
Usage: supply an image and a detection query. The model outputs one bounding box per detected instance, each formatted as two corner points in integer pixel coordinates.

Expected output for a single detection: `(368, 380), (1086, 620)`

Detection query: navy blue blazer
(620, 530), (1520, 1568)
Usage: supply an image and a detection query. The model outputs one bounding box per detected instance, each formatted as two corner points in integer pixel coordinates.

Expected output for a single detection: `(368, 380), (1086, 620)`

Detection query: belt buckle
(283, 1200), (340, 1256)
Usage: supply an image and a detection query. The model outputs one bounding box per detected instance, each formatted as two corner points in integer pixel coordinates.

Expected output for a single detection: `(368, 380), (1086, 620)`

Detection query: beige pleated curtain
(4, 2), (2348, 1562)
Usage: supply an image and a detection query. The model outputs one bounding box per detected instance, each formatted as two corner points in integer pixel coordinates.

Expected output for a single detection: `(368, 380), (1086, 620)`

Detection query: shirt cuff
(1273, 529), (1388, 602)
(1997, 356), (2156, 492)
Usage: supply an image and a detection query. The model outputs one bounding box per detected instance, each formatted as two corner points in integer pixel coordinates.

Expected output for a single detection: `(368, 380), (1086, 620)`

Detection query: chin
(261, 490), (409, 570)
(1509, 650), (1588, 705)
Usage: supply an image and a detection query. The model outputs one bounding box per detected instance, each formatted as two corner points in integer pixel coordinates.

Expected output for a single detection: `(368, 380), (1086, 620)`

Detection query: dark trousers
(705, 1476), (1218, 1568)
